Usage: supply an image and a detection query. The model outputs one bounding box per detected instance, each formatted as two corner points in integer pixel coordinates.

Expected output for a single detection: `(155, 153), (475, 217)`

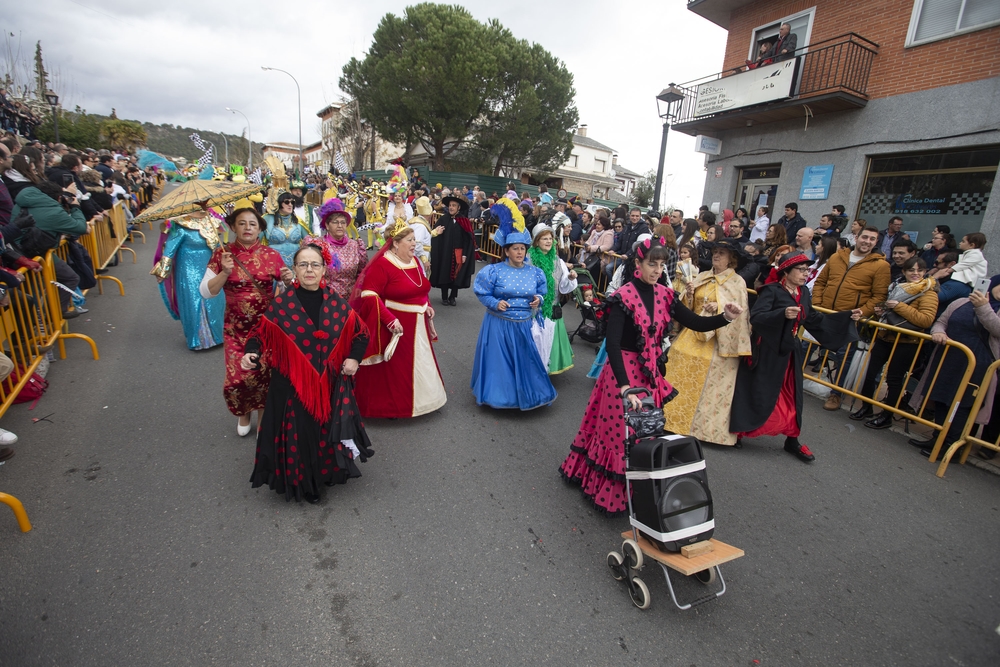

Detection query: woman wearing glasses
(263, 192), (312, 268)
(243, 243), (373, 504)
(202, 208), (292, 436)
(351, 217), (447, 419)
(310, 198), (368, 301)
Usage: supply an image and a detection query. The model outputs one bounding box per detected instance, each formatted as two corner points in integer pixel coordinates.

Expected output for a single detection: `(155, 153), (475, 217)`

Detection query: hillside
(142, 122), (263, 165)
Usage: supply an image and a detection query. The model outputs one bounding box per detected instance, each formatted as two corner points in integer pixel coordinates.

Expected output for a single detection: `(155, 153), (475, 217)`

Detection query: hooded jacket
(11, 186), (88, 237)
(812, 247), (891, 317)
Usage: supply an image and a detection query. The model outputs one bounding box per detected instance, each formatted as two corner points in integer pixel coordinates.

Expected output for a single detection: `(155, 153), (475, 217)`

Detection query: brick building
(681, 0), (999, 262)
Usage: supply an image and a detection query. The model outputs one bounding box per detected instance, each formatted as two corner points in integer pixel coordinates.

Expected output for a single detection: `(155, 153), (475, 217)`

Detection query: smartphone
(62, 174), (74, 187)
(975, 277), (991, 294)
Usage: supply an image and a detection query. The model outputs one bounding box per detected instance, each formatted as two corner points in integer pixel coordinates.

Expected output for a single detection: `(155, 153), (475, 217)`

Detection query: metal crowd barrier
(799, 306), (977, 463)
(68, 201), (134, 297)
(477, 223), (501, 261)
(935, 358), (1000, 478)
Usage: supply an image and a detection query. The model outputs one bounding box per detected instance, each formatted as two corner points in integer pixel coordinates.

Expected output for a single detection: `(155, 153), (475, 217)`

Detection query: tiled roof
(572, 134), (615, 153)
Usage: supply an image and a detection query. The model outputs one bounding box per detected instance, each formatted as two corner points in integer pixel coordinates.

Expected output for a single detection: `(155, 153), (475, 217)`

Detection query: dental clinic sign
(694, 60), (797, 117)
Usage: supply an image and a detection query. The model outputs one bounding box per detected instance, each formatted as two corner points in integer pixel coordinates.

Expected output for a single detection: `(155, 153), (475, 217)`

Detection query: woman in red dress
(202, 208), (292, 435)
(351, 218), (447, 418)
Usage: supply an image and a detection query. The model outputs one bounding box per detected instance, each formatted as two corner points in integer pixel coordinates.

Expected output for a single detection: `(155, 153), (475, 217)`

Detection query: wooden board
(621, 532), (744, 576)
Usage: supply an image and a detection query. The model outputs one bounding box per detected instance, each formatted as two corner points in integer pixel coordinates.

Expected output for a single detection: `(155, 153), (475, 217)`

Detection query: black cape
(429, 213), (475, 289)
(729, 283), (854, 433)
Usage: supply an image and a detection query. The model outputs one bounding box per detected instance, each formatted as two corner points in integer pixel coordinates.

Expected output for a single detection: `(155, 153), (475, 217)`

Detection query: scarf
(326, 233), (349, 246)
(528, 244), (556, 318)
(254, 287), (367, 424)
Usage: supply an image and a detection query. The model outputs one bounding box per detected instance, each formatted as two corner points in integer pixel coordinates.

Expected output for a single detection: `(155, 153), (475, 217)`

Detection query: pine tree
(34, 41), (49, 99)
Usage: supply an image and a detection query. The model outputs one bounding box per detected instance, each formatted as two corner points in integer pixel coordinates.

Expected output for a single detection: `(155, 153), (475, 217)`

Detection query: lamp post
(651, 84), (685, 215)
(218, 133), (229, 167)
(44, 90), (60, 143)
(261, 66), (303, 179)
(226, 107), (252, 170)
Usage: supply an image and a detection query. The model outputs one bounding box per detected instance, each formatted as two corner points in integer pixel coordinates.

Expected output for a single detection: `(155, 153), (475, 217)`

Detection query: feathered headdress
(491, 197), (530, 247)
(550, 211), (571, 250)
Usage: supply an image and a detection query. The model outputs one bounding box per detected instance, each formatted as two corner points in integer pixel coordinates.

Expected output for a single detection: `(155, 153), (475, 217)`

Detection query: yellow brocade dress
(663, 269), (751, 445)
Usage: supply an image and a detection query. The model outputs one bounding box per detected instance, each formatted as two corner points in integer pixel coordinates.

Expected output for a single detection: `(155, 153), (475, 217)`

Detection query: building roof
(317, 102), (342, 119)
(550, 167), (621, 187)
(572, 133), (615, 153)
(613, 163), (642, 180)
(263, 141), (305, 150)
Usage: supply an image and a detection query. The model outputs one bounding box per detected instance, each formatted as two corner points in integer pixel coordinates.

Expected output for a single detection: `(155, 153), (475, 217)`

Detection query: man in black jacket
(766, 23), (798, 61)
(605, 208), (646, 280)
(780, 202), (807, 239)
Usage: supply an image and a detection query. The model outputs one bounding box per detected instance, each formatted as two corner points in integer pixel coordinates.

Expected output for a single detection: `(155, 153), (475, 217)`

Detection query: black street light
(651, 84), (685, 214)
(44, 90), (60, 143)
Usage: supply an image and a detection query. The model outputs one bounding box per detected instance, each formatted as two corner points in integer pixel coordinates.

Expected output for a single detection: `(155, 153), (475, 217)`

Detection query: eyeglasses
(295, 262), (324, 270)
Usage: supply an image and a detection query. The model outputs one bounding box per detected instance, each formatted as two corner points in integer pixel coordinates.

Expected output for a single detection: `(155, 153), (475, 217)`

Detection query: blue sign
(800, 164), (834, 200)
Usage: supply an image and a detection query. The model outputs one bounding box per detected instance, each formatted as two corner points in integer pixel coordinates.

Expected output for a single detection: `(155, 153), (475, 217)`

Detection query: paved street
(0, 231), (997, 667)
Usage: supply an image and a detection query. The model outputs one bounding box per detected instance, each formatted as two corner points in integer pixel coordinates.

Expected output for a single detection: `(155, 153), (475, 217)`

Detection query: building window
(594, 158), (606, 173)
(906, 0), (1000, 47)
(569, 154), (578, 168)
(748, 8), (815, 62)
(858, 146), (998, 245)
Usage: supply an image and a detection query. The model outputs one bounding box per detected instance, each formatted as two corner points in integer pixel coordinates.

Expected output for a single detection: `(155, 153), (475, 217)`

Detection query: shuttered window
(907, 0), (1000, 46)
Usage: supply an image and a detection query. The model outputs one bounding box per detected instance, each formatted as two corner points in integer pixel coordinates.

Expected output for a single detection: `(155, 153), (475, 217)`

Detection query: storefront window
(858, 147), (997, 246)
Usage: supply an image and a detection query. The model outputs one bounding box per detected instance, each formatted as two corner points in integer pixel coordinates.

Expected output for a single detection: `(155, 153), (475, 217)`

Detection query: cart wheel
(628, 576), (651, 609)
(694, 567), (717, 585)
(606, 551), (626, 581)
(622, 539), (644, 570)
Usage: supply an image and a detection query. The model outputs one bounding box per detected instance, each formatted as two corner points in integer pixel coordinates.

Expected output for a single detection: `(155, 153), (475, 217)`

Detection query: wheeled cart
(607, 532), (744, 610)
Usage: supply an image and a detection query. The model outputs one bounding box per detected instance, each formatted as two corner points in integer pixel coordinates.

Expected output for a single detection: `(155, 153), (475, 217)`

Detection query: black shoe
(865, 412), (893, 430)
(920, 448), (932, 458)
(441, 298), (450, 306)
(850, 405), (874, 421)
(976, 448), (997, 461)
(448, 297), (457, 306)
(908, 436), (937, 448)
(63, 308), (81, 319)
(303, 493), (321, 504)
(784, 441), (815, 462)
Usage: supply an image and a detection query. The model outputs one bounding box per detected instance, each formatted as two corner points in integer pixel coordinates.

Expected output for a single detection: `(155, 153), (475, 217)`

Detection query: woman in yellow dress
(664, 238), (752, 446)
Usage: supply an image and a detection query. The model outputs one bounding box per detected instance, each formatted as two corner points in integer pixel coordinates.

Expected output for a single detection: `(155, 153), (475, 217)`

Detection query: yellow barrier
(935, 358), (1000, 478)
(477, 223), (501, 261)
(0, 492), (32, 532)
(72, 202), (135, 297)
(799, 307), (977, 463)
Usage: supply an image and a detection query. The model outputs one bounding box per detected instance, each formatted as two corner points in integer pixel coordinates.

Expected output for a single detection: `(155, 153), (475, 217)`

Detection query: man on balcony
(766, 23), (798, 62)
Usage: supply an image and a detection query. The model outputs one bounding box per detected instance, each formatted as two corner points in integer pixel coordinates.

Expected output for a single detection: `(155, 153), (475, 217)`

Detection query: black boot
(850, 405), (874, 421)
(865, 412), (893, 429)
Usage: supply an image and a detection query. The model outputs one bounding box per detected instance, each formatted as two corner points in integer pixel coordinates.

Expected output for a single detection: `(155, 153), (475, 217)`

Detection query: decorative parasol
(133, 180), (265, 225)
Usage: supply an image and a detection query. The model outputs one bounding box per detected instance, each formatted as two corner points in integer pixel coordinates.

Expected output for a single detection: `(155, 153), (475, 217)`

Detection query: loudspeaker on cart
(607, 388), (744, 610)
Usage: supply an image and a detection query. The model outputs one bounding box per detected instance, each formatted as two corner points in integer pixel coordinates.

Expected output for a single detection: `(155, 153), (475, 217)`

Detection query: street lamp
(218, 133), (229, 168)
(226, 107), (252, 170)
(261, 66), (303, 178)
(44, 90), (60, 143)
(651, 84), (685, 214)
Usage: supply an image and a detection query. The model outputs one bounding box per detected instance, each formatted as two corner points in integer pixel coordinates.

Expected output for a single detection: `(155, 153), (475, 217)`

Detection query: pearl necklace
(388, 250), (423, 287)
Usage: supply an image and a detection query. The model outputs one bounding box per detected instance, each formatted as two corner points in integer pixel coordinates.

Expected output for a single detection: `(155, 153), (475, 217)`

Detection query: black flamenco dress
(247, 285), (373, 502)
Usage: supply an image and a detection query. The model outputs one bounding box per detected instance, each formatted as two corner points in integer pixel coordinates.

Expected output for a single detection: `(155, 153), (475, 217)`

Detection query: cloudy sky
(4, 0), (727, 209)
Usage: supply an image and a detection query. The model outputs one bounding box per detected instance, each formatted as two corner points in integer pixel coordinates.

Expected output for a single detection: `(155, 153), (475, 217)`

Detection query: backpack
(8, 366), (48, 404)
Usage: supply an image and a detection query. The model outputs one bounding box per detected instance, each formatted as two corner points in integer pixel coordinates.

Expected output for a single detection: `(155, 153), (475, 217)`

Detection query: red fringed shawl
(254, 288), (368, 424)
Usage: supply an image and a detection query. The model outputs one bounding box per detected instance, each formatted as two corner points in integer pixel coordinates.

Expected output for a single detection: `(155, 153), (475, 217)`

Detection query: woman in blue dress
(263, 192), (312, 267)
(151, 211), (226, 350)
(471, 201), (557, 410)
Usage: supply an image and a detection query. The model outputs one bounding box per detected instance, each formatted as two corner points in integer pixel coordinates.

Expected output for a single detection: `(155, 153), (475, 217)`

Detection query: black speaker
(627, 434), (714, 553)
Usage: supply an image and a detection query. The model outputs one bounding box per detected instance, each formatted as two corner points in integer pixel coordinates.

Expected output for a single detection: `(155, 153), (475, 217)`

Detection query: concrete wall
(700, 75), (1000, 267)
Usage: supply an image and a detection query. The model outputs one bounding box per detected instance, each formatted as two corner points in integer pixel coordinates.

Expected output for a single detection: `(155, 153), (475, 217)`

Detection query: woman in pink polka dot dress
(243, 244), (373, 504)
(560, 238), (741, 515)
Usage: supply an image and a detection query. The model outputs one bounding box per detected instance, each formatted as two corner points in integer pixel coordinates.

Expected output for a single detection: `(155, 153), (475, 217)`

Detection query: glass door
(734, 165), (781, 217)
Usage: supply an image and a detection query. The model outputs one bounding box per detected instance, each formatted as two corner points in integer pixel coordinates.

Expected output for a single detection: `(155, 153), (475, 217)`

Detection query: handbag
(626, 397), (666, 439)
(550, 304), (563, 320)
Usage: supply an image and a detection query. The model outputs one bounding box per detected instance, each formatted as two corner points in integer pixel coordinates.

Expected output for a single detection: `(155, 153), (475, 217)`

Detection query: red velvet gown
(207, 240), (285, 416)
(354, 252), (447, 418)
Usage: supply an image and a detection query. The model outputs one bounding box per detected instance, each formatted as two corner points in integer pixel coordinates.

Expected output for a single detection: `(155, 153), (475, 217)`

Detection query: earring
(292, 279), (300, 288)
(319, 277), (327, 289)
(633, 269), (642, 279)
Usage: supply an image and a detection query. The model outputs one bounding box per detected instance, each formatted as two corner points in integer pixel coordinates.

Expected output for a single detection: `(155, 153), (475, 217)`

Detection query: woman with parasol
(662, 238), (752, 446)
(148, 181), (268, 351)
(243, 243), (373, 504)
(202, 208), (293, 436)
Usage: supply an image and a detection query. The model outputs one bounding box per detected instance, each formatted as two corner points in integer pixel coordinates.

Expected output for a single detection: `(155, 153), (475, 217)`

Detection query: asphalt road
(0, 225), (997, 667)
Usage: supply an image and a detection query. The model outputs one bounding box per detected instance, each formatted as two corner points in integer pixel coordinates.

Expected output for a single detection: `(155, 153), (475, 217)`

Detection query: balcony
(671, 33), (879, 136)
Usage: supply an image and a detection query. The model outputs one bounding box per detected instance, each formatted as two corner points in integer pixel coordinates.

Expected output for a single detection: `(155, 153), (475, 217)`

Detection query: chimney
(577, 124), (587, 137)
(612, 154), (618, 166)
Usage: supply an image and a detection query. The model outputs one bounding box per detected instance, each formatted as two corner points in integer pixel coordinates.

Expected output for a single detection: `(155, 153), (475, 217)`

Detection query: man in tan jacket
(812, 226), (891, 410)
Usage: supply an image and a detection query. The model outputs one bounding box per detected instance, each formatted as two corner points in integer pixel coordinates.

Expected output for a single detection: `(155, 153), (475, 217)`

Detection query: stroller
(606, 388), (743, 610)
(567, 268), (605, 345)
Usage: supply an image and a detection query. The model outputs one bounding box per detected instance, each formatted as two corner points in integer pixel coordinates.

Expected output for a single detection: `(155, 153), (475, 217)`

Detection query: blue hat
(490, 198), (531, 247)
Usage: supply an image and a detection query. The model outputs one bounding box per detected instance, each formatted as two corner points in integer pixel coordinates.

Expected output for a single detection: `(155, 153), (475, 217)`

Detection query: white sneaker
(0, 428), (18, 445)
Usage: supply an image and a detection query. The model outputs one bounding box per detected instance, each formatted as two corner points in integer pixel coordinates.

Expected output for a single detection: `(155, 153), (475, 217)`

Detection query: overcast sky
(4, 0), (727, 209)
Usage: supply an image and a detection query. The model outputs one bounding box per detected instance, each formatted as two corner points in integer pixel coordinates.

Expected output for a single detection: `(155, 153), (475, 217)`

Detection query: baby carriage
(606, 388), (744, 610)
(567, 268), (605, 344)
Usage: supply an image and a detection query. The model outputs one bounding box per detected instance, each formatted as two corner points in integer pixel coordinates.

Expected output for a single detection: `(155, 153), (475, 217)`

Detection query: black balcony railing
(673, 33), (879, 126)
